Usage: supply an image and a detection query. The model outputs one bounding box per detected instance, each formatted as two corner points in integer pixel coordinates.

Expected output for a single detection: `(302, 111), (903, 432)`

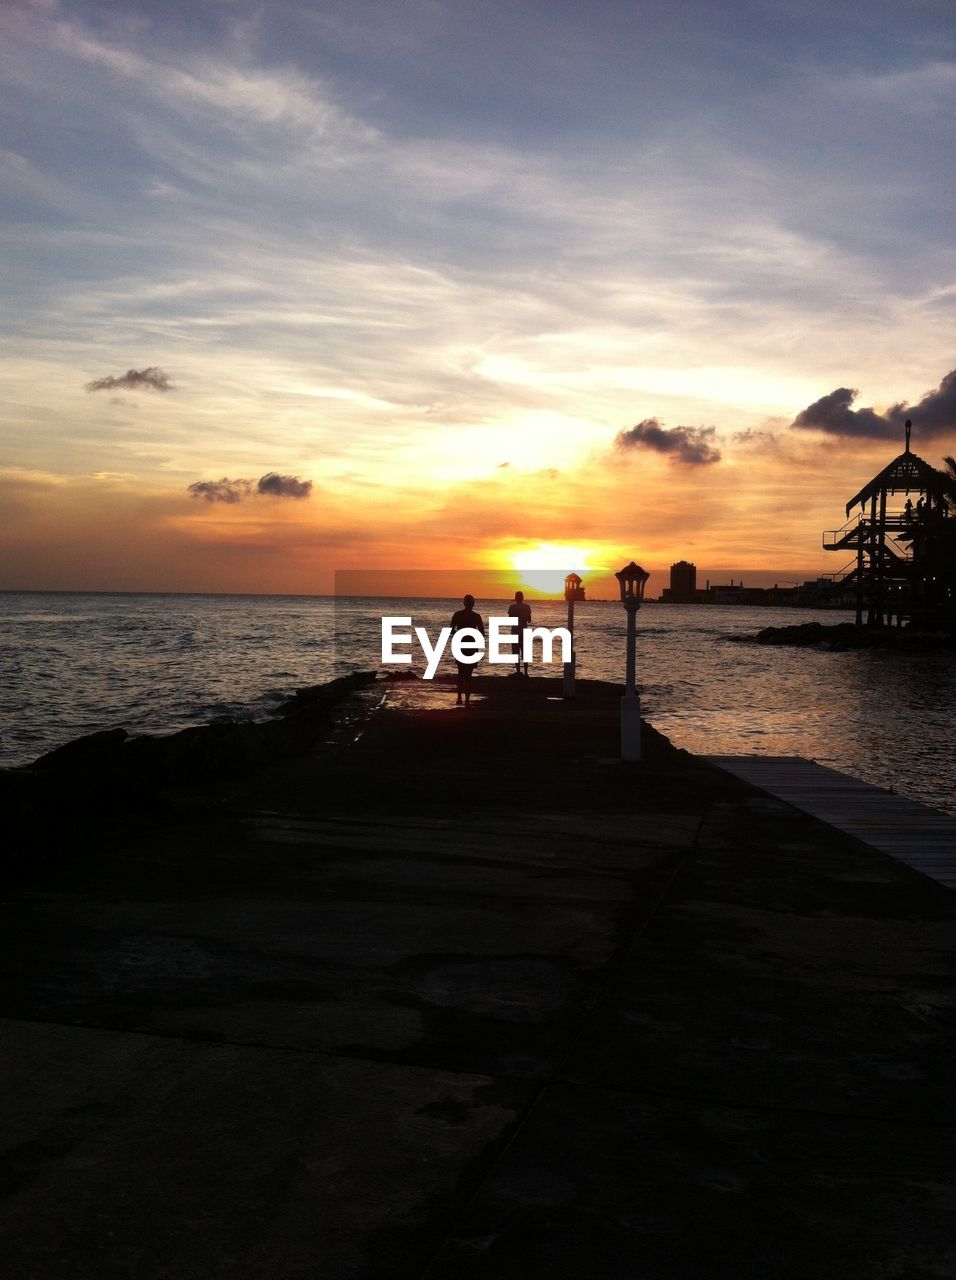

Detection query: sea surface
(2, 591), (954, 815)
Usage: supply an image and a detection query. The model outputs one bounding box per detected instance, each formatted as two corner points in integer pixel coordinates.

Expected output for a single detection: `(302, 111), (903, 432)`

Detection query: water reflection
(335, 598), (955, 813)
(2, 593), (953, 816)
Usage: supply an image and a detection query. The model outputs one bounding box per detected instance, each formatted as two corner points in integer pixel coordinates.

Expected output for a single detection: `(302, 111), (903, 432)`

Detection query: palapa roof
(845, 447), (948, 515)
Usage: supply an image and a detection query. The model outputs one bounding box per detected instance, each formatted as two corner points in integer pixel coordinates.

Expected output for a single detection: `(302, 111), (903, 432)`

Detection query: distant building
(712, 581), (770, 605)
(658, 566), (867, 611)
(661, 560), (696, 603)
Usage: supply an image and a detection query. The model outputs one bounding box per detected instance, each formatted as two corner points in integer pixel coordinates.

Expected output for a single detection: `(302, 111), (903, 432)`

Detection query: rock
(751, 622), (954, 650)
(7, 674), (380, 869)
(30, 727), (129, 774)
(273, 671), (377, 716)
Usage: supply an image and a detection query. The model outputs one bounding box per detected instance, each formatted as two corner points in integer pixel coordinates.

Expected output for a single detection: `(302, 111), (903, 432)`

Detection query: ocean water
(2, 591), (954, 815)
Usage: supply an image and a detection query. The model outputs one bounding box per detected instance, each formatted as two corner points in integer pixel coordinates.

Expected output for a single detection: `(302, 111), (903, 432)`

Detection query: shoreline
(741, 620), (956, 649)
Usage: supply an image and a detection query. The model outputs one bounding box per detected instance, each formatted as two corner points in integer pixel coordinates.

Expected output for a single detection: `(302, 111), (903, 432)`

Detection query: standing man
(508, 590), (532, 677)
(450, 594), (484, 706)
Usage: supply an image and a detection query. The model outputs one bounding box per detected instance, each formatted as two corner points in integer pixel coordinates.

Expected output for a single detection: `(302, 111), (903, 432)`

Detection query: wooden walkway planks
(707, 755), (956, 890)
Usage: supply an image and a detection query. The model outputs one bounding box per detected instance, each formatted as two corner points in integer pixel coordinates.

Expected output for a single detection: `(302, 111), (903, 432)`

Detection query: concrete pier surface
(2, 675), (955, 1278)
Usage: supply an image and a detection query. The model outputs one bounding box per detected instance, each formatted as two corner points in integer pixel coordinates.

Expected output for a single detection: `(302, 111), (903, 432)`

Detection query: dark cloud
(790, 387), (895, 439)
(791, 370), (956, 441)
(188, 473), (313, 503)
(187, 478), (252, 504)
(85, 366), (173, 393)
(615, 418), (721, 465)
(256, 472), (313, 499)
(885, 369), (956, 437)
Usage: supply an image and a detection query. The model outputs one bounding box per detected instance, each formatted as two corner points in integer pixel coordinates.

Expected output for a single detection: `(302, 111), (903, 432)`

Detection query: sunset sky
(2, 0), (954, 597)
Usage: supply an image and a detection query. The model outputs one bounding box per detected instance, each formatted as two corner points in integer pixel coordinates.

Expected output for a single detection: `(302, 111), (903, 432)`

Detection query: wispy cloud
(731, 428), (779, 452)
(6, 9), (948, 467)
(837, 60), (956, 116)
(85, 367), (173, 393)
(53, 17), (379, 148)
(187, 478), (251, 504)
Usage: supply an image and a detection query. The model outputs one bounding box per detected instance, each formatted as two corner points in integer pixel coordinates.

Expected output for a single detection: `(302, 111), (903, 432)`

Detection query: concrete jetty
(2, 676), (955, 1278)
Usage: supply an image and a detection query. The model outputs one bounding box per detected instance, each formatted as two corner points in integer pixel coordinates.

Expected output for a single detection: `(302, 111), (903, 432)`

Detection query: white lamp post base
(563, 651), (576, 698)
(620, 694), (642, 762)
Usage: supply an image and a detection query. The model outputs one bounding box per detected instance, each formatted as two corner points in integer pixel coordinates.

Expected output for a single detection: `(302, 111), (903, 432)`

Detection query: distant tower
(669, 560), (696, 601)
(822, 417), (953, 627)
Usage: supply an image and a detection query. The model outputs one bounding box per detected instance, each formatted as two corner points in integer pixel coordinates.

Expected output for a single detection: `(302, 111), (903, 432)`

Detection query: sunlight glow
(513, 544), (592, 572)
(511, 543), (593, 596)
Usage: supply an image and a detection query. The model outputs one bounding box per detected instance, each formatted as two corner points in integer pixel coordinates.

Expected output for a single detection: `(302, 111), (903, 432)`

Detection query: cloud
(256, 472), (313, 499)
(731, 428), (779, 452)
(187, 477), (251, 504)
(85, 366), (173, 393)
(790, 387), (895, 439)
(885, 369), (956, 438)
(615, 419), (721, 466)
(791, 370), (956, 441)
(188, 473), (313, 503)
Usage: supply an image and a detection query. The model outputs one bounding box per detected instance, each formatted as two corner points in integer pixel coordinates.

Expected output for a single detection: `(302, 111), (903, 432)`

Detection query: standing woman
(450, 594), (484, 706)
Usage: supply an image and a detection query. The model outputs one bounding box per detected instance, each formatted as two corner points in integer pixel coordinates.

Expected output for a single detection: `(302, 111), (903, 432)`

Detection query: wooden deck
(708, 755), (956, 890)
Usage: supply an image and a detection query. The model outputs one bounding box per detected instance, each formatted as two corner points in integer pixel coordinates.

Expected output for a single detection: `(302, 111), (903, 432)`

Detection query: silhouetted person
(507, 590), (532, 676)
(450, 594), (484, 706)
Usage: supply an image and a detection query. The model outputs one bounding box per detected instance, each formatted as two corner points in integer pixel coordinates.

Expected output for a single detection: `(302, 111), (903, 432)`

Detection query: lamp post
(563, 573), (584, 698)
(615, 560), (650, 761)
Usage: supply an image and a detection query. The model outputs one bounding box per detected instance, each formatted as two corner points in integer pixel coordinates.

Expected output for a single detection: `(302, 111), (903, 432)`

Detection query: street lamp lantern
(615, 561), (650, 608)
(616, 560), (650, 761)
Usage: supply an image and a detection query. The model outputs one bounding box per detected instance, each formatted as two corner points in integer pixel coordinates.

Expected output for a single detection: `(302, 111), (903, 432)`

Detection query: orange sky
(2, 4), (953, 596)
(0, 423), (940, 598)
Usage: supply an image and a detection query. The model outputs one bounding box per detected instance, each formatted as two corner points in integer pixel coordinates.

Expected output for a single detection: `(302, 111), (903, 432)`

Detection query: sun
(511, 543), (593, 596)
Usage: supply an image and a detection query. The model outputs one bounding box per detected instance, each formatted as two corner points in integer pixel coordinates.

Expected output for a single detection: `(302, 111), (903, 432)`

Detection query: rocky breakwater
(743, 621), (955, 650)
(1, 672), (377, 872)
